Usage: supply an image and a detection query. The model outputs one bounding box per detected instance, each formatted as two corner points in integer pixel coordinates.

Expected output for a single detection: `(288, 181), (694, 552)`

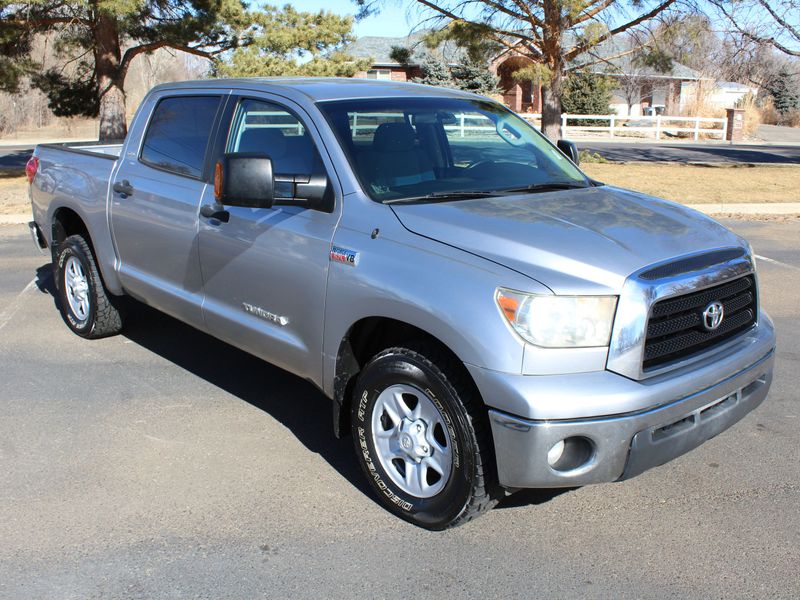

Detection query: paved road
(4, 138), (800, 172)
(0, 220), (799, 599)
(0, 145), (35, 171)
(579, 140), (800, 164)
(757, 124), (800, 144)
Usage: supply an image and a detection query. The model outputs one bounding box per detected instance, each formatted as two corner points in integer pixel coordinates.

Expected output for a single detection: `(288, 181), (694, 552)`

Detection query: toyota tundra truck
(26, 78), (775, 529)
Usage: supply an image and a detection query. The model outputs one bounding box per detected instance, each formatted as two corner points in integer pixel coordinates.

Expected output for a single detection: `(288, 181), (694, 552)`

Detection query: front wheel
(351, 343), (500, 529)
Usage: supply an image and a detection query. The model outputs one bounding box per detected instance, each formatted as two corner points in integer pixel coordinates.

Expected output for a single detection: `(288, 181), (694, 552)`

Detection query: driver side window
(227, 98), (324, 177)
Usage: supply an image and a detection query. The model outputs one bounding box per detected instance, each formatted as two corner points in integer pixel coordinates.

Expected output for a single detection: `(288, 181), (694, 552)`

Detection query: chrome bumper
(477, 319), (775, 489)
(28, 221), (47, 254)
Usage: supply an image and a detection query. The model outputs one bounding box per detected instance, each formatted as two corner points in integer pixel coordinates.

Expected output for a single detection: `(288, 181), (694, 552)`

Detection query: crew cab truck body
(28, 79), (775, 529)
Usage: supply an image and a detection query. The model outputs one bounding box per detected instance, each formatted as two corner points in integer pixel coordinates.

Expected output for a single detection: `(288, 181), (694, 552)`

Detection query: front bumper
(472, 318), (775, 489)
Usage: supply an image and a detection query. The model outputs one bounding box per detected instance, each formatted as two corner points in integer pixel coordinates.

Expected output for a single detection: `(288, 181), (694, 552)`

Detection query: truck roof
(149, 77), (480, 103)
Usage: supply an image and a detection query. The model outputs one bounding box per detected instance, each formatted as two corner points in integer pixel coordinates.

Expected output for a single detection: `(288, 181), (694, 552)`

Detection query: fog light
(547, 440), (565, 466)
(547, 436), (595, 473)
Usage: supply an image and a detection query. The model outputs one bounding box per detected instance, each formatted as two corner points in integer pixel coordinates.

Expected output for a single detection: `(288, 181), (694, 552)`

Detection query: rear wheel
(351, 342), (500, 529)
(55, 234), (123, 338)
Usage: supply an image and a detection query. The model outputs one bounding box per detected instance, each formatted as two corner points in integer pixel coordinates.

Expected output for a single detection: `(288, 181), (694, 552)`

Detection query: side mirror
(215, 153), (334, 213)
(216, 153), (274, 208)
(557, 139), (580, 165)
(274, 173), (333, 213)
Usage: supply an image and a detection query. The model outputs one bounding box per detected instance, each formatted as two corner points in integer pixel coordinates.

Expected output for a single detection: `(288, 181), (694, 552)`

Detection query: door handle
(112, 179), (134, 198)
(200, 203), (230, 223)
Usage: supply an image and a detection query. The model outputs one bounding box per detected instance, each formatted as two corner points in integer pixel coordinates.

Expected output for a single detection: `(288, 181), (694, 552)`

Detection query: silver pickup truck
(28, 78), (775, 529)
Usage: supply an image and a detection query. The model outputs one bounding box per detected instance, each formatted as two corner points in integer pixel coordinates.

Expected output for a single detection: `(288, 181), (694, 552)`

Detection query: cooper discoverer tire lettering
(351, 342), (500, 529)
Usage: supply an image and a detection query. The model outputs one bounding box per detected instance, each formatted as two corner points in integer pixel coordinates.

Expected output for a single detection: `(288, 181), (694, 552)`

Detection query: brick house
(347, 33), (723, 117)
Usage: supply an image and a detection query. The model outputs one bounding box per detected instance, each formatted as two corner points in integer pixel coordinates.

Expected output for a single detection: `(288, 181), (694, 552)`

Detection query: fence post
(655, 115), (661, 140)
(561, 114), (567, 139)
(352, 112), (358, 136)
(694, 116), (701, 141)
(721, 117), (728, 142)
(610, 115), (615, 138)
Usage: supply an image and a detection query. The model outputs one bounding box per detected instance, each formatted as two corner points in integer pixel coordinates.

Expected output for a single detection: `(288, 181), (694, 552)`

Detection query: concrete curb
(685, 203), (800, 215)
(603, 161), (800, 168)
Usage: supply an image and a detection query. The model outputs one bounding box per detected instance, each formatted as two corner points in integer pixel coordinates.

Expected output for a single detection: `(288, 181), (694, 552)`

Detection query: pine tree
(766, 66), (800, 115)
(451, 57), (499, 95)
(414, 54), (454, 87)
(561, 73), (614, 115)
(215, 5), (371, 78)
(0, 1), (251, 141)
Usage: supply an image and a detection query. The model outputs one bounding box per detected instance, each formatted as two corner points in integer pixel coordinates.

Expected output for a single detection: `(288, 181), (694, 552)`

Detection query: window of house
(140, 95), (222, 178)
(367, 69), (392, 81)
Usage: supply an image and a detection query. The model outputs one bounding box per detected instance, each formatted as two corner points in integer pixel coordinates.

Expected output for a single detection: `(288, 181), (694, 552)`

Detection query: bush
(561, 73), (614, 116)
(780, 109), (800, 128)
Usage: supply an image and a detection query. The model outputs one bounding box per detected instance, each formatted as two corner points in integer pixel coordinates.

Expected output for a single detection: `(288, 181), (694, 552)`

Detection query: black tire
(55, 234), (123, 338)
(351, 342), (501, 530)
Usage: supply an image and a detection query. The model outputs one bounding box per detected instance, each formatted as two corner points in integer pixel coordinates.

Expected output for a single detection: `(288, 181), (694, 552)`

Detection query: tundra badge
(242, 302), (289, 326)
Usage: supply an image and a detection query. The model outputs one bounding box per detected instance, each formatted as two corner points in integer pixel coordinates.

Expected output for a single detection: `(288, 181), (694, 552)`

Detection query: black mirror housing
(219, 153), (274, 208)
(274, 173), (334, 213)
(556, 139), (580, 165)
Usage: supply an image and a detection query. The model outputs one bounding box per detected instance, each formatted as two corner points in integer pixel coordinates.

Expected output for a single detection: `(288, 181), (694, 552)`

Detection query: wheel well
(51, 207), (93, 257)
(332, 317), (479, 438)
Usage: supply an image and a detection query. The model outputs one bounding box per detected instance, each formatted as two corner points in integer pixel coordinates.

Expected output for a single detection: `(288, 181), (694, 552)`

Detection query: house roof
(572, 37), (703, 81)
(348, 31), (703, 81)
(345, 32), (465, 67)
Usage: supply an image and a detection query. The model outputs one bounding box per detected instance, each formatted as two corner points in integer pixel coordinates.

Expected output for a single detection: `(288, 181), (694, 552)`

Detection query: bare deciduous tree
(356, 0), (682, 139)
(711, 0), (800, 58)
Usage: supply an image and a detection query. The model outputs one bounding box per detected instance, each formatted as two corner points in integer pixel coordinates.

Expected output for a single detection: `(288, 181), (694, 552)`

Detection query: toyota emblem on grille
(702, 301), (725, 331)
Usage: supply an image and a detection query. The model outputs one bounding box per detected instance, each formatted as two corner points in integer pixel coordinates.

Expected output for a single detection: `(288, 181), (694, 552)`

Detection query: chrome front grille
(643, 275), (757, 370)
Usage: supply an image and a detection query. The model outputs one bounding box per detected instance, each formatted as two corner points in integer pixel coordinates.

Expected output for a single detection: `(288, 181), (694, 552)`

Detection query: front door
(110, 92), (223, 328)
(197, 96), (341, 383)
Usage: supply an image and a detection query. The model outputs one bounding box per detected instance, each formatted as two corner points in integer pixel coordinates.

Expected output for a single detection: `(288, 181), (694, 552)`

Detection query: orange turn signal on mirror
(214, 161), (223, 200)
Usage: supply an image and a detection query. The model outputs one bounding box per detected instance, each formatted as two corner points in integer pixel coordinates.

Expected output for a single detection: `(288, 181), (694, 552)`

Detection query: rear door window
(140, 95), (222, 178)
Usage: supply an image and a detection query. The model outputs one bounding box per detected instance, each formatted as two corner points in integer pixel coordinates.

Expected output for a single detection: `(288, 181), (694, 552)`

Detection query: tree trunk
(541, 66), (564, 141)
(94, 13), (127, 142)
(540, 2), (564, 141)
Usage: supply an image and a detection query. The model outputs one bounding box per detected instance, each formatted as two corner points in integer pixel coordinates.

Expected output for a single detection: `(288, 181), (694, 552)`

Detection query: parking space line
(0, 278), (37, 333)
(755, 254), (800, 272)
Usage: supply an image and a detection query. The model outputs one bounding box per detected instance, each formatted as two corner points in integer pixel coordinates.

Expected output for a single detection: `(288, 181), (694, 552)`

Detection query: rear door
(197, 94), (341, 382)
(110, 91), (225, 328)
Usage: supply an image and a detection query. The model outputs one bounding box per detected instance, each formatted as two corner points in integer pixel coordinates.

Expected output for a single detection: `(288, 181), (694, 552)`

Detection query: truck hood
(390, 186), (744, 294)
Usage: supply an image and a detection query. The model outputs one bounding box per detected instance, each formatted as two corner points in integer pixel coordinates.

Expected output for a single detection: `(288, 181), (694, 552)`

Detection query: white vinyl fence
(521, 113), (727, 141)
(323, 111), (727, 142)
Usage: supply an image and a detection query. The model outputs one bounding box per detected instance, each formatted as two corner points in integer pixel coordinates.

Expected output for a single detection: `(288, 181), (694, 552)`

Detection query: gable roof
(345, 32), (465, 67)
(569, 36), (703, 80)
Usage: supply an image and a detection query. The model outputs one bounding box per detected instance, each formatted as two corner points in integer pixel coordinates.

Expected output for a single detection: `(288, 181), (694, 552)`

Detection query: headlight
(496, 288), (617, 348)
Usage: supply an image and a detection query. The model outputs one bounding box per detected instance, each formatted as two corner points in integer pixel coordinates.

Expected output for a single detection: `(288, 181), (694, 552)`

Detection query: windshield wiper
(496, 182), (589, 194)
(383, 190), (503, 205)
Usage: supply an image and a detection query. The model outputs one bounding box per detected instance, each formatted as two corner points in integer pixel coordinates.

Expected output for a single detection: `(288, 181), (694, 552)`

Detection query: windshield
(318, 96), (589, 203)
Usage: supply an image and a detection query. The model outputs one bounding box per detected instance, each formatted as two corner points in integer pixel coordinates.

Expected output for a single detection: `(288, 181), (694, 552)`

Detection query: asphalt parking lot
(1, 219), (798, 599)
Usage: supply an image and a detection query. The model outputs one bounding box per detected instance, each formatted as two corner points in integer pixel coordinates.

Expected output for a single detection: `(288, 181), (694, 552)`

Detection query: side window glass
(227, 99), (323, 176)
(140, 96), (221, 178)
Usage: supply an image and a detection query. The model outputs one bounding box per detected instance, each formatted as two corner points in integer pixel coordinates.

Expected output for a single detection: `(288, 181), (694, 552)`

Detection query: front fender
(321, 212), (545, 397)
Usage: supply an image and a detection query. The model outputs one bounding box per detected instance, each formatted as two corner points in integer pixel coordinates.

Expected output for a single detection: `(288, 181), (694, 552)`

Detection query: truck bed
(38, 141), (123, 160)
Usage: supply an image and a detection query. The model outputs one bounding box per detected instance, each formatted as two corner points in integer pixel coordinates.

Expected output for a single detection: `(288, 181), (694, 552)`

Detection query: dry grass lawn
(2, 164), (798, 217)
(581, 163), (800, 203)
(0, 176), (29, 215)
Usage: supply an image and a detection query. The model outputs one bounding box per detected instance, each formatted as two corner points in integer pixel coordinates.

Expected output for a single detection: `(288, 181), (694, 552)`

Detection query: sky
(285, 0), (416, 38)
